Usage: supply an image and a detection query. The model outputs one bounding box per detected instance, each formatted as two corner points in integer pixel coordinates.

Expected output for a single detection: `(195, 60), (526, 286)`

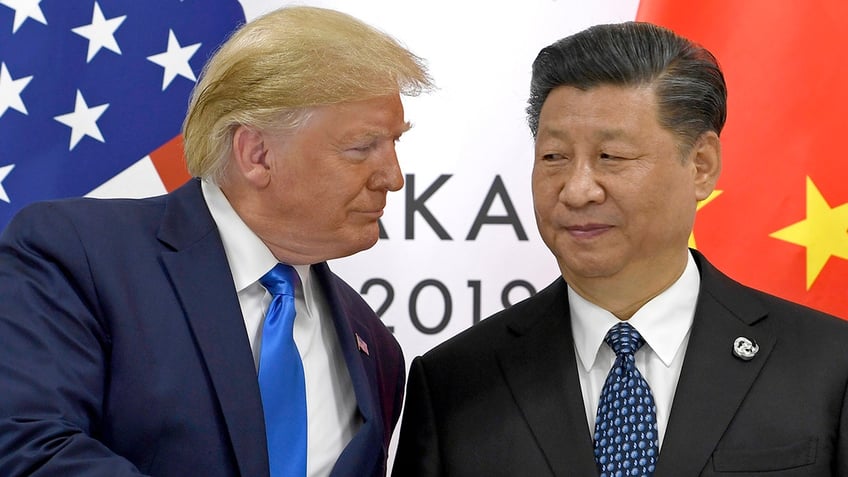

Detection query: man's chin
(331, 232), (381, 260)
(558, 257), (622, 282)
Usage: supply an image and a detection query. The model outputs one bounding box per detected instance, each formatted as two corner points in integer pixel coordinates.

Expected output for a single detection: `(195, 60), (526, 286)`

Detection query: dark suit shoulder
(695, 250), (848, 342)
(748, 285), (846, 324)
(3, 194), (167, 243)
(743, 284), (848, 353)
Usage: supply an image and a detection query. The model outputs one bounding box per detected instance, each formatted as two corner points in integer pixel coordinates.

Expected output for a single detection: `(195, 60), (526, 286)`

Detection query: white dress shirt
(570, 251), (700, 449)
(202, 181), (359, 476)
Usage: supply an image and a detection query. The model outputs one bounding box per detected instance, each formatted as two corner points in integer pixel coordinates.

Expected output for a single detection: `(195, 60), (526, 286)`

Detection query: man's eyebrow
(595, 128), (631, 141)
(538, 127), (632, 142)
(398, 121), (413, 136)
(360, 121), (413, 140)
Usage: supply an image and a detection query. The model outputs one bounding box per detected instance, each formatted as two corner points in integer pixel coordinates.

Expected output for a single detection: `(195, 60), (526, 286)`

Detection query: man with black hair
(393, 22), (848, 477)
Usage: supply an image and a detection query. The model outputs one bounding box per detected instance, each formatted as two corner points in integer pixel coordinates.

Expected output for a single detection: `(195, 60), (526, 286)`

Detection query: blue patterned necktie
(258, 264), (307, 477)
(593, 322), (659, 477)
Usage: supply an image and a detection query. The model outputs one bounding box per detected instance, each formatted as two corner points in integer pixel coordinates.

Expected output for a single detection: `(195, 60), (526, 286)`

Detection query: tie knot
(604, 322), (645, 356)
(260, 263), (299, 297)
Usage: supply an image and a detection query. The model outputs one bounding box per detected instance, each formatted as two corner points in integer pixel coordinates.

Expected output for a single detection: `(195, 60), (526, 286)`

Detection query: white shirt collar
(201, 180), (316, 315)
(570, 251), (700, 372)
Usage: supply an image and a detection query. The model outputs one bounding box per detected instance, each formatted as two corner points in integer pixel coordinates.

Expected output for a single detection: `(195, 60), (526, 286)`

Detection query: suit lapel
(158, 180), (269, 477)
(655, 251), (775, 477)
(313, 263), (383, 477)
(495, 279), (599, 477)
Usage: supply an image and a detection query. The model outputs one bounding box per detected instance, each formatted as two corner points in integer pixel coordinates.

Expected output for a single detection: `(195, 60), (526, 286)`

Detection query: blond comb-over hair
(182, 6), (432, 182)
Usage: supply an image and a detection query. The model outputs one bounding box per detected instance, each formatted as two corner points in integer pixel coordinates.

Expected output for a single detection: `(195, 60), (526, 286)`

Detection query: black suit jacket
(393, 250), (848, 476)
(0, 179), (404, 477)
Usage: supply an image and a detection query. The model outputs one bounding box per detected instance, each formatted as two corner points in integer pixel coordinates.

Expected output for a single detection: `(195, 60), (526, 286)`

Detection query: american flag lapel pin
(355, 333), (369, 356)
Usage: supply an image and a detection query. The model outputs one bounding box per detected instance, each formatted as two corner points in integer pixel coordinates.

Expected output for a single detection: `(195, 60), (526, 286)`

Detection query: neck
(565, 250), (689, 320)
(218, 181), (323, 266)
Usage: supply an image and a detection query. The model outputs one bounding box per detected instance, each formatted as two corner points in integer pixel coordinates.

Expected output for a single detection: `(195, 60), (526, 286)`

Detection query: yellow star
(689, 190), (723, 249)
(770, 177), (848, 290)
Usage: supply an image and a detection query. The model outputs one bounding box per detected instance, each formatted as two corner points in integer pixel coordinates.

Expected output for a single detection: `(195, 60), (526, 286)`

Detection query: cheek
(532, 188), (559, 240)
(333, 163), (372, 191)
(532, 173), (559, 208)
(628, 177), (695, 236)
(314, 171), (361, 200)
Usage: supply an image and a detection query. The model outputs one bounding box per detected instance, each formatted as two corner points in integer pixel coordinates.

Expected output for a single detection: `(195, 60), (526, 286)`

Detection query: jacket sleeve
(391, 356), (442, 477)
(0, 204), (147, 477)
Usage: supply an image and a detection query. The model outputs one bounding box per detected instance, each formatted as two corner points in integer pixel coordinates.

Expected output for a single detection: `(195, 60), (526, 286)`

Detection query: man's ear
(691, 131), (722, 201)
(231, 125), (271, 188)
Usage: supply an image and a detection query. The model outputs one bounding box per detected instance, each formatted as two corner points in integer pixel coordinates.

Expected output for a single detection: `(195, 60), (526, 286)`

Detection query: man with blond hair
(0, 6), (430, 477)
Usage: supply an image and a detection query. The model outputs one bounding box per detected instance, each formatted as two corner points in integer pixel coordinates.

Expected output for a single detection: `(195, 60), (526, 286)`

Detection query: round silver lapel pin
(732, 337), (759, 361)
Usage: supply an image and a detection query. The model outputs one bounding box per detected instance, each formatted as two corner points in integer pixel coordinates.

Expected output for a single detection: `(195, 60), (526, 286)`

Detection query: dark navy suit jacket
(393, 250), (848, 476)
(0, 179), (404, 477)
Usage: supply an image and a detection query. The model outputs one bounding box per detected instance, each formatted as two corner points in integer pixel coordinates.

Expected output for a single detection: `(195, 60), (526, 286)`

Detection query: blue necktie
(593, 322), (659, 477)
(259, 264), (307, 477)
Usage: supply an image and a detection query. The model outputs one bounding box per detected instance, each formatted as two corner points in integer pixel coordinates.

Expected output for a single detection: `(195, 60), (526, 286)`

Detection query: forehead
(316, 94), (408, 134)
(537, 84), (661, 139)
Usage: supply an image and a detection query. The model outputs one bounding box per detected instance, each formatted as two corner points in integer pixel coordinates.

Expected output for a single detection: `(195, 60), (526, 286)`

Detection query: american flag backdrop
(0, 0), (245, 226)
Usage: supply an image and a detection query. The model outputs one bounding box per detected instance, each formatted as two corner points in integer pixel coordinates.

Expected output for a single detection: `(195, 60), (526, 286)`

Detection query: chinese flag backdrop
(638, 0), (848, 319)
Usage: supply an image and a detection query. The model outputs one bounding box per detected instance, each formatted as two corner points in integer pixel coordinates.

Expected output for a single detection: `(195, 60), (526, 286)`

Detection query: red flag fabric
(637, 0), (848, 319)
(149, 135), (191, 192)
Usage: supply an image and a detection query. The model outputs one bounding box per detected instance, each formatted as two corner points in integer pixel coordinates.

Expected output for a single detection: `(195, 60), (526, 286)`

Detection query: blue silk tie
(593, 322), (659, 477)
(259, 264), (307, 477)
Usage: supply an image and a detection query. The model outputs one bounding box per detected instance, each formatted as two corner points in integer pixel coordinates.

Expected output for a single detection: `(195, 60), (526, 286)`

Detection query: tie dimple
(260, 264), (297, 297)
